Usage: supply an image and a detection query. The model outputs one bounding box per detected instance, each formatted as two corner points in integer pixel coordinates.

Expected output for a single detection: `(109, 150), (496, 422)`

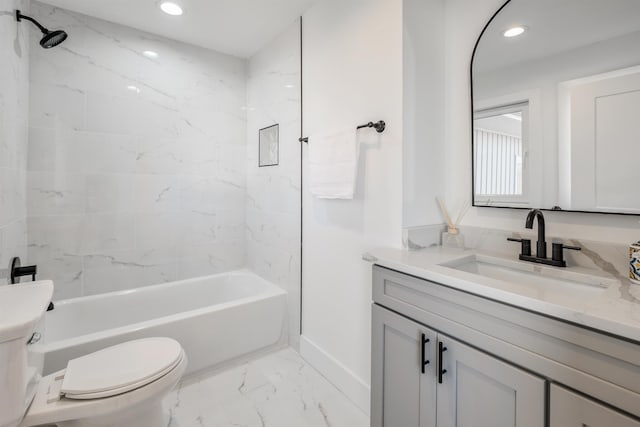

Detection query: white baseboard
(300, 335), (370, 415)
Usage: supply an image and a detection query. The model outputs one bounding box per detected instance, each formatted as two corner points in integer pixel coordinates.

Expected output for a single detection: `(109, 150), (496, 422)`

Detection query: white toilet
(0, 281), (187, 427)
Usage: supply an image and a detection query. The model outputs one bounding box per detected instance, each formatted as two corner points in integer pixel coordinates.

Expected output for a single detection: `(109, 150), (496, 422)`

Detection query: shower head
(16, 10), (68, 49)
(39, 29), (67, 48)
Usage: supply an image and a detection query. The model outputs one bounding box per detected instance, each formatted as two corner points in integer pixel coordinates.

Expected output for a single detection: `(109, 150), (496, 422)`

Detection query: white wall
(27, 2), (247, 299)
(301, 0), (404, 413)
(403, 0), (446, 228)
(246, 21), (301, 349)
(0, 0), (29, 284)
(444, 0), (640, 244)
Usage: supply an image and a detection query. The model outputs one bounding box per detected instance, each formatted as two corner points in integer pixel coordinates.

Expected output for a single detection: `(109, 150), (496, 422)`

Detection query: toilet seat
(61, 337), (183, 400)
(20, 338), (188, 427)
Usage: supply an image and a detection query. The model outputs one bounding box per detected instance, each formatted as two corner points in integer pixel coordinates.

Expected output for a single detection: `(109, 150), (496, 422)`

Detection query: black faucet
(508, 209), (581, 268)
(526, 209), (547, 259)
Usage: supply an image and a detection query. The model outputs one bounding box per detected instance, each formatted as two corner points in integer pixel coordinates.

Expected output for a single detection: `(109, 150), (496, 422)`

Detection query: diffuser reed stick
(436, 198), (470, 236)
(436, 197), (458, 235)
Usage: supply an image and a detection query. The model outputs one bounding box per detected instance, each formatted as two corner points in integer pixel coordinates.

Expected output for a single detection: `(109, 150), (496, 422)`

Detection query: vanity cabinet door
(371, 304), (437, 427)
(550, 384), (640, 427)
(436, 334), (545, 427)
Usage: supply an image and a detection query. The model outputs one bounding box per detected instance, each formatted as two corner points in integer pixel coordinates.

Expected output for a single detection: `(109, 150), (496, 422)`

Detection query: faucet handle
(507, 237), (532, 257)
(551, 243), (581, 266)
(10, 257), (38, 284)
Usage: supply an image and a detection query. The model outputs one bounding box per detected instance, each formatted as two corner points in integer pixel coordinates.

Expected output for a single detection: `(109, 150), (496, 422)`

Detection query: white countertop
(364, 246), (640, 343)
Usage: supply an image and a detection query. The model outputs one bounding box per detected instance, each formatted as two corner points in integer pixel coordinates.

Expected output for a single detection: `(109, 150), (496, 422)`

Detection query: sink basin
(439, 254), (615, 302)
(0, 281), (53, 344)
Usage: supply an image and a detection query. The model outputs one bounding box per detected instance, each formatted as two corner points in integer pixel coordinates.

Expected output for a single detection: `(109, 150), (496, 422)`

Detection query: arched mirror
(471, 0), (640, 214)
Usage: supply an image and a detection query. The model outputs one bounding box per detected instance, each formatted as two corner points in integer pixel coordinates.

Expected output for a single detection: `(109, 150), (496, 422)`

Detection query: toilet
(0, 282), (187, 427)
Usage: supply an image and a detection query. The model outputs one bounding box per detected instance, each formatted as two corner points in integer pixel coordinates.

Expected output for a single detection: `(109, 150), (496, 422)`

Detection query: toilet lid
(61, 337), (183, 400)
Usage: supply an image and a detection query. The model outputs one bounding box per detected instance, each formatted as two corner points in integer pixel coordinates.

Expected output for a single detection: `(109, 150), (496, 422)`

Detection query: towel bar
(357, 120), (386, 133)
(299, 120), (386, 144)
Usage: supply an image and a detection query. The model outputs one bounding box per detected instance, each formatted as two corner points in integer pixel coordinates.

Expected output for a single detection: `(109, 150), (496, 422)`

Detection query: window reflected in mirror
(474, 103), (528, 206)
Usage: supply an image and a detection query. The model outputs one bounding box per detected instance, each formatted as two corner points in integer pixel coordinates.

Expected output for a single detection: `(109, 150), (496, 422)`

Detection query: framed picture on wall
(259, 124), (279, 167)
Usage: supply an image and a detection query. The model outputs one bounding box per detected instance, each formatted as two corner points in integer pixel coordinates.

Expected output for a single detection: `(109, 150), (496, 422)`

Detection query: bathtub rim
(52, 268), (276, 307)
(43, 269), (287, 353)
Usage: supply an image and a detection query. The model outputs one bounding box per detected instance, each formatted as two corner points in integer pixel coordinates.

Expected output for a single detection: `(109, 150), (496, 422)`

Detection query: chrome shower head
(16, 10), (68, 49)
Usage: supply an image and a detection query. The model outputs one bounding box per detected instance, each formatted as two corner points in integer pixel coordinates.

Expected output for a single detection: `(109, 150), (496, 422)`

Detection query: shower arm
(16, 10), (50, 34)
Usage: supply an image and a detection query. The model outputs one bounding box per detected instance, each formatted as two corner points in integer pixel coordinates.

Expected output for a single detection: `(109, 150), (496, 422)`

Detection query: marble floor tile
(165, 349), (369, 427)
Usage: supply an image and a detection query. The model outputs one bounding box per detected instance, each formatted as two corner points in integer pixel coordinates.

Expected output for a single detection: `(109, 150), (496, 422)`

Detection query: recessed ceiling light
(284, 84), (295, 89)
(127, 85), (141, 94)
(143, 50), (159, 59)
(503, 26), (527, 38)
(160, 1), (183, 16)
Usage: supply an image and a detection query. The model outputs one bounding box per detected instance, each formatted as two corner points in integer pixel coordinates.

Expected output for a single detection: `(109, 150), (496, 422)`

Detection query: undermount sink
(439, 254), (615, 301)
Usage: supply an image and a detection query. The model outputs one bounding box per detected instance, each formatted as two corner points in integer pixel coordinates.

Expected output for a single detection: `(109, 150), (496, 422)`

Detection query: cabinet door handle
(438, 341), (448, 384)
(421, 333), (430, 374)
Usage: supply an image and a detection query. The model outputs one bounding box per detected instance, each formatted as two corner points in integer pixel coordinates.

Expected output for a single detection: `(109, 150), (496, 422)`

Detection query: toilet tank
(0, 282), (53, 427)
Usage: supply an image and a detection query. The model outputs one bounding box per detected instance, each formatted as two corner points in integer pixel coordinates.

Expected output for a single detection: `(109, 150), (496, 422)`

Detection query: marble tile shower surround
(27, 2), (248, 299)
(0, 0), (29, 284)
(246, 22), (301, 349)
(405, 224), (634, 296)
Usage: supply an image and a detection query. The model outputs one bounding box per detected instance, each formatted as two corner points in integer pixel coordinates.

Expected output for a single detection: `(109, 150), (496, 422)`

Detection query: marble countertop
(364, 246), (640, 343)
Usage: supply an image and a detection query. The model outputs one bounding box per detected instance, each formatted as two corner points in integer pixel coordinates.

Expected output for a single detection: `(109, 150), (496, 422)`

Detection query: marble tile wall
(246, 22), (302, 349)
(27, 2), (248, 299)
(0, 0), (29, 285)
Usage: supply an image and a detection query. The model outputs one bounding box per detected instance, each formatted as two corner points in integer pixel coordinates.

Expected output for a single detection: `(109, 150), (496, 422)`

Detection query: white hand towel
(308, 128), (360, 199)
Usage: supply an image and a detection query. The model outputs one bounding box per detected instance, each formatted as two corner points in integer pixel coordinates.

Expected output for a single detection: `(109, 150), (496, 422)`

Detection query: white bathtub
(42, 270), (287, 376)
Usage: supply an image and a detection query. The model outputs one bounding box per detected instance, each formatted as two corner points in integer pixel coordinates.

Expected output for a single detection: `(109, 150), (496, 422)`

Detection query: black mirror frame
(469, 0), (639, 216)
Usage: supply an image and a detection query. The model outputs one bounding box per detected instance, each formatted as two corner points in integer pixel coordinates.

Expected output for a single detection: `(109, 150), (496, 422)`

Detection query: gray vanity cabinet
(550, 385), (640, 427)
(371, 304), (545, 427)
(371, 265), (640, 426)
(436, 333), (545, 427)
(371, 304), (437, 427)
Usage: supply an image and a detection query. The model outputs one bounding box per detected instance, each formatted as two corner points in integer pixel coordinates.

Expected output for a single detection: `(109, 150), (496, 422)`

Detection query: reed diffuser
(437, 198), (469, 248)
